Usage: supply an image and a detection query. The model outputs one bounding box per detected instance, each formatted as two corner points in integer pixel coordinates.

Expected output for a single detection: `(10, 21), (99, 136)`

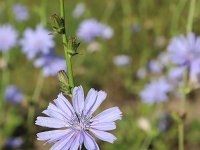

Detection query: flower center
(70, 113), (91, 131)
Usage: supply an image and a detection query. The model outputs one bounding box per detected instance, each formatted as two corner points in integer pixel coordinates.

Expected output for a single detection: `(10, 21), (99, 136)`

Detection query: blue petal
(83, 131), (99, 150)
(35, 117), (68, 128)
(91, 122), (116, 131)
(54, 93), (75, 117)
(89, 129), (117, 143)
(84, 89), (107, 116)
(37, 129), (71, 143)
(72, 86), (85, 115)
(91, 107), (122, 123)
(50, 131), (75, 150)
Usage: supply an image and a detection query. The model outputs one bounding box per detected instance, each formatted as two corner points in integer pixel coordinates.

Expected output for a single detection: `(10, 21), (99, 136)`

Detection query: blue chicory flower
(157, 113), (173, 132)
(5, 137), (23, 148)
(168, 67), (186, 81)
(0, 24), (18, 52)
(72, 3), (85, 19)
(140, 78), (172, 104)
(131, 23), (141, 33)
(99, 24), (114, 40)
(20, 25), (54, 59)
(113, 55), (131, 67)
(5, 85), (24, 104)
(148, 59), (163, 74)
(77, 19), (113, 42)
(167, 32), (200, 66)
(34, 51), (66, 77)
(167, 33), (200, 83)
(36, 86), (122, 150)
(12, 4), (29, 21)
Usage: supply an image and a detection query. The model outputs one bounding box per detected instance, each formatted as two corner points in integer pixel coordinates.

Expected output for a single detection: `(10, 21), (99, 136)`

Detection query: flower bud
(58, 70), (70, 96)
(67, 36), (80, 56)
(49, 14), (65, 34)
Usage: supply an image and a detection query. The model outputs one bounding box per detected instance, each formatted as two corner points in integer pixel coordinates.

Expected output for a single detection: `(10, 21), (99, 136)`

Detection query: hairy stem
(60, 0), (75, 94)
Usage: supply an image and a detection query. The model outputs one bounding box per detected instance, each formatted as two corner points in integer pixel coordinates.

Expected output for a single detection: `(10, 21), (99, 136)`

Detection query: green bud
(67, 36), (80, 56)
(58, 70), (71, 96)
(50, 14), (65, 35)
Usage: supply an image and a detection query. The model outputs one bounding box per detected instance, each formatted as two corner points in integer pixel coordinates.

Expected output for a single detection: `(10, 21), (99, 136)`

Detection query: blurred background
(0, 0), (200, 149)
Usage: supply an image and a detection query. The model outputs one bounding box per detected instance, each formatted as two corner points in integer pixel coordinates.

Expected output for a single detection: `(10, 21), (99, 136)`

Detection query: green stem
(121, 0), (132, 52)
(140, 135), (152, 150)
(101, 0), (115, 22)
(178, 1), (196, 150)
(170, 0), (187, 35)
(186, 0), (196, 34)
(0, 52), (9, 149)
(41, 0), (47, 26)
(178, 123), (184, 150)
(60, 0), (75, 94)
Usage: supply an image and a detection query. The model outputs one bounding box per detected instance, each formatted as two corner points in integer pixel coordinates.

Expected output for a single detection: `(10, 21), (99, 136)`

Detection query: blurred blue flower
(72, 2), (85, 19)
(5, 137), (23, 149)
(77, 19), (113, 42)
(36, 86), (122, 150)
(77, 19), (102, 42)
(167, 33), (200, 66)
(131, 23), (141, 33)
(189, 58), (200, 83)
(168, 67), (185, 81)
(0, 24), (18, 52)
(20, 25), (54, 59)
(34, 51), (66, 77)
(12, 4), (29, 21)
(113, 55), (131, 66)
(5, 85), (24, 104)
(158, 113), (173, 132)
(167, 33), (200, 83)
(100, 24), (114, 40)
(148, 60), (163, 74)
(140, 78), (172, 104)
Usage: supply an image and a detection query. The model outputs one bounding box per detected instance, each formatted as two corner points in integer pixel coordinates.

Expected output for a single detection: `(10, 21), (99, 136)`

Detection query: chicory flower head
(157, 113), (173, 132)
(99, 24), (114, 40)
(113, 55), (131, 67)
(148, 60), (163, 74)
(0, 24), (18, 52)
(167, 33), (200, 83)
(140, 78), (172, 104)
(5, 85), (24, 104)
(167, 32), (200, 66)
(20, 25), (54, 59)
(34, 51), (66, 77)
(36, 86), (122, 150)
(168, 67), (186, 81)
(5, 137), (23, 149)
(77, 19), (113, 43)
(12, 4), (29, 21)
(72, 2), (85, 19)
